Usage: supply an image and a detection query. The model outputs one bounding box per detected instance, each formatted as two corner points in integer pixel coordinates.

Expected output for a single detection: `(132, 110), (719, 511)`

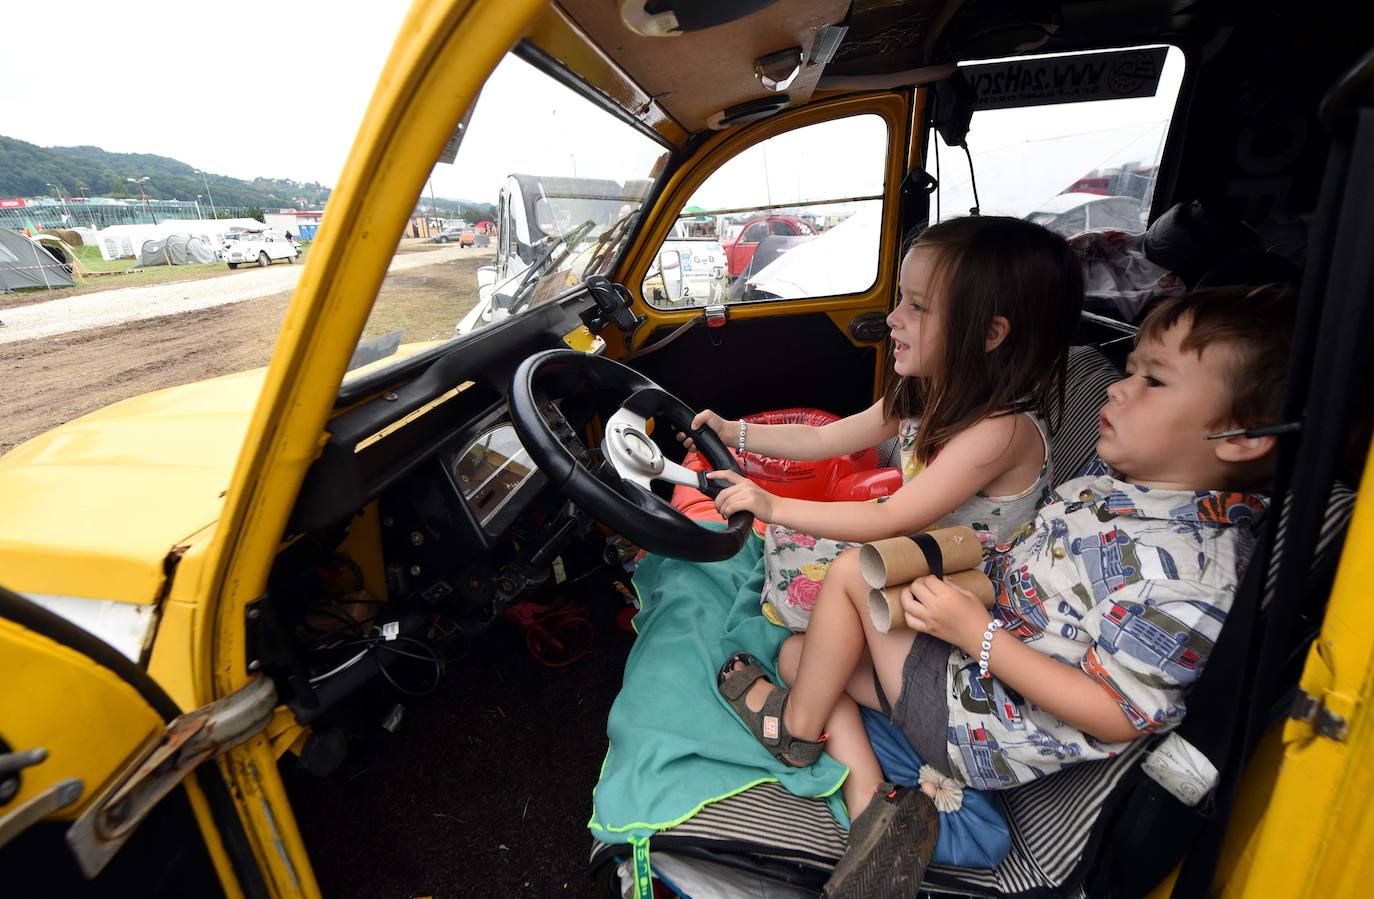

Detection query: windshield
(346, 53), (669, 380)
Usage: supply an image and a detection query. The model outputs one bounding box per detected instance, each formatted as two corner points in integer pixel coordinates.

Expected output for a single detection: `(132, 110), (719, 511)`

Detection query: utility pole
(427, 176), (440, 228)
(127, 177), (155, 224)
(195, 170), (219, 220)
(46, 183), (76, 228)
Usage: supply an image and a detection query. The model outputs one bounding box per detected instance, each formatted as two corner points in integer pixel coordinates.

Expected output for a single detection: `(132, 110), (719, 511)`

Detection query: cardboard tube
(867, 570), (998, 633)
(858, 526), (984, 589)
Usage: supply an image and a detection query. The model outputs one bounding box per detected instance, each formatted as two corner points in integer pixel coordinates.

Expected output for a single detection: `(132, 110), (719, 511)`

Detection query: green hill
(0, 135), (494, 221)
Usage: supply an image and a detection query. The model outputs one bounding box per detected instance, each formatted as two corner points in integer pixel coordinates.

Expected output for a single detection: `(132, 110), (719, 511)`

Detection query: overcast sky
(5, 5), (1183, 217)
(4, 2), (410, 186)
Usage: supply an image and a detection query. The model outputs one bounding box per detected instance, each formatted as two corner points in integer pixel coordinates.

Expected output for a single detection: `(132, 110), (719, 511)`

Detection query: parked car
(1025, 192), (1147, 237)
(223, 229), (299, 268)
(721, 213), (815, 279)
(431, 225), (469, 243)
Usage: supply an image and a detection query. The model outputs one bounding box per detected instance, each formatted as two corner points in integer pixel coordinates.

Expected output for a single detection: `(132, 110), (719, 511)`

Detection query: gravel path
(0, 244), (480, 345)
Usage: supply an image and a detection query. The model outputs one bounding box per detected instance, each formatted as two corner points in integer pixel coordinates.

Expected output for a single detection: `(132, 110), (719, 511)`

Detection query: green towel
(588, 530), (849, 896)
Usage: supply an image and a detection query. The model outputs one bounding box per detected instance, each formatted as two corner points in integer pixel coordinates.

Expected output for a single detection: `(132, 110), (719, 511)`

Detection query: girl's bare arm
(689, 399), (898, 461)
(726, 414), (1025, 543)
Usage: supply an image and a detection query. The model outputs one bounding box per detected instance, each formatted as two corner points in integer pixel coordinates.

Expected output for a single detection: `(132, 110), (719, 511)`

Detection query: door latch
(1287, 687), (1352, 742)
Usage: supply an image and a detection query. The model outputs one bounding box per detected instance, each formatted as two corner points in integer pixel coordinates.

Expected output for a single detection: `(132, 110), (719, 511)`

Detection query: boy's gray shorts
(886, 633), (954, 776)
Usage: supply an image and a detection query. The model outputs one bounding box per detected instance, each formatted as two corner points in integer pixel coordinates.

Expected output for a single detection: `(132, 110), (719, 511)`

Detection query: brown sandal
(717, 652), (827, 767)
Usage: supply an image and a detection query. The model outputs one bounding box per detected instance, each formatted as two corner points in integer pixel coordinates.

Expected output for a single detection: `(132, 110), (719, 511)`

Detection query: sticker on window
(964, 47), (1167, 111)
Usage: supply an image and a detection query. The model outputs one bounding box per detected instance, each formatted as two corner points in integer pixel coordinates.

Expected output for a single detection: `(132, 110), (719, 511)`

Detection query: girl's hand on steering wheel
(678, 409), (737, 452)
(707, 470), (776, 521)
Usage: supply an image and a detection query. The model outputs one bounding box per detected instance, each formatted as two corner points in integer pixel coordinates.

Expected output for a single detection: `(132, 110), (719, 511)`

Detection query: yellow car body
(2, 1), (1372, 897)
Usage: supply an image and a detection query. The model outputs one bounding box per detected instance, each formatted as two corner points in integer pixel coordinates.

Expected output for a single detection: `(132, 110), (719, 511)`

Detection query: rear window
(930, 45), (1185, 236)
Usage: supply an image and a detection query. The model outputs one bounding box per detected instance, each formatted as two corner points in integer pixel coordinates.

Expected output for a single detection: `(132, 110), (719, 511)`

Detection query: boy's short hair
(1137, 282), (1298, 427)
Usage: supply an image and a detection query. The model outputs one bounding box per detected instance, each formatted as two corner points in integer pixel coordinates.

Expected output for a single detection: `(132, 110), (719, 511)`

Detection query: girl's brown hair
(882, 216), (1083, 463)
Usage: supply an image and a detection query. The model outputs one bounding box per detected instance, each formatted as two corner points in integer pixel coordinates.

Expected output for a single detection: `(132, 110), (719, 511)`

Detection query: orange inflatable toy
(670, 408), (899, 531)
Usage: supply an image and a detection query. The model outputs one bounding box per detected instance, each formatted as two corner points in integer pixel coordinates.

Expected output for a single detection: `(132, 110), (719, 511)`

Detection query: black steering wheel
(509, 349), (754, 562)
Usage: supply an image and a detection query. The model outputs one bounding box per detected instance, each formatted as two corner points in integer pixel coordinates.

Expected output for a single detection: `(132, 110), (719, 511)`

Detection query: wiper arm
(507, 219), (597, 313)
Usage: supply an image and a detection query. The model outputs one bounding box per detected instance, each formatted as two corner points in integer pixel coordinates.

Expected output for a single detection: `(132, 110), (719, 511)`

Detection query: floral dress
(759, 414), (1053, 631)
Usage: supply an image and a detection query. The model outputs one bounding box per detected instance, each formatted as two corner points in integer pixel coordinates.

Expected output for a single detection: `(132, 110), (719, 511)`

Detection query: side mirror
(659, 249), (681, 271)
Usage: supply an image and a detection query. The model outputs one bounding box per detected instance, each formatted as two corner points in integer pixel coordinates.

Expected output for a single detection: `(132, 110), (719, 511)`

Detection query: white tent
(91, 218), (266, 261)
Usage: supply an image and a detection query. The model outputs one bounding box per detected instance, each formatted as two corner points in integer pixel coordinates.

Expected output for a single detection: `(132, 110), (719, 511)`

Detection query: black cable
(374, 637), (444, 696)
(961, 142), (980, 215)
(933, 124), (941, 223)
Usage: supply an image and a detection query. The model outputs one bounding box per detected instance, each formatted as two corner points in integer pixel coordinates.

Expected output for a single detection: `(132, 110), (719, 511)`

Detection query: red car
(721, 214), (815, 279)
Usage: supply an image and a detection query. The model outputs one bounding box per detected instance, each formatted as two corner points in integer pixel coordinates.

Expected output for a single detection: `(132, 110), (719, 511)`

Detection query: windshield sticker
(963, 47), (1168, 111)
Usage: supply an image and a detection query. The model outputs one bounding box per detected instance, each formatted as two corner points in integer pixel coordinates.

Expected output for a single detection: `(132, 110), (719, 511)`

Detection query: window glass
(643, 114), (888, 308)
(931, 46), (1184, 238)
(346, 53), (669, 382)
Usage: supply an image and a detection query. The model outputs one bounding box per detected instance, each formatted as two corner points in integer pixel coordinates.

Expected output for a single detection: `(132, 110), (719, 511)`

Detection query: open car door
(0, 585), (273, 897)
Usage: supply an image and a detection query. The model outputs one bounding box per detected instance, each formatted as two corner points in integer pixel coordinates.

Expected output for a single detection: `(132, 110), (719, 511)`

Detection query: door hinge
(66, 676), (276, 878)
(1287, 687), (1353, 743)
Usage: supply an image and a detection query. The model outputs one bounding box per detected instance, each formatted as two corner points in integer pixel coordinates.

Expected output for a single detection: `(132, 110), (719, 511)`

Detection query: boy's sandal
(717, 651), (827, 768)
(823, 783), (940, 899)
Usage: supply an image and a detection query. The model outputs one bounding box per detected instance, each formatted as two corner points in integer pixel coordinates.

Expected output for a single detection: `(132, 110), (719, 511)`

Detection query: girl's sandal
(717, 652), (827, 767)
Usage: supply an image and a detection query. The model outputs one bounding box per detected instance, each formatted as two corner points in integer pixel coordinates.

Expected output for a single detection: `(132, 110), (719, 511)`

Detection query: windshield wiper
(505, 218), (598, 313)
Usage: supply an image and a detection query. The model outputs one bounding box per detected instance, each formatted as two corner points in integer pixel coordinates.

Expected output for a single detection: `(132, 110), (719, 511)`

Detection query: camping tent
(91, 218), (265, 261)
(0, 228), (76, 293)
(133, 233), (218, 268)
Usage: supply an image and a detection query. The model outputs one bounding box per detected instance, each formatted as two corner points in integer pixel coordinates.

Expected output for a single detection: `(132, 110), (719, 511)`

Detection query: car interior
(184, 1), (1372, 896)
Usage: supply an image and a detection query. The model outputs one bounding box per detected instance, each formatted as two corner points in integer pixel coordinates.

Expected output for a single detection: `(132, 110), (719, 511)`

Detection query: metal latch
(0, 777), (83, 851)
(0, 747), (83, 851)
(66, 676), (276, 878)
(703, 304), (728, 328)
(1288, 688), (1351, 742)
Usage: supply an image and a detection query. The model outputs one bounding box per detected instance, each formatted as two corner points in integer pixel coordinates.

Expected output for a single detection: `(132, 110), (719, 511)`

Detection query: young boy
(715, 283), (1296, 898)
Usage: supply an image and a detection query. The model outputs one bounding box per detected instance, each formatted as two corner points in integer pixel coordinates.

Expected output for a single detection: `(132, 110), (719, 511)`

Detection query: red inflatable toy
(670, 408), (900, 531)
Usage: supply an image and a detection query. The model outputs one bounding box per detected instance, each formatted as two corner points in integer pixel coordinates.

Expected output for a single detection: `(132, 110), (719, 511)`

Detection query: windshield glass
(346, 54), (669, 380)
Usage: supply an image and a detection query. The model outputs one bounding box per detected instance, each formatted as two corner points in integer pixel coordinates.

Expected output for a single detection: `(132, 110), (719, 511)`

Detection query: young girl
(690, 216), (1083, 632)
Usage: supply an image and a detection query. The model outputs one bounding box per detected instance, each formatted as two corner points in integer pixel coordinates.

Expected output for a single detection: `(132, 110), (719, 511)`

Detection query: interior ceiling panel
(826, 0), (951, 76)
(555, 0), (854, 134)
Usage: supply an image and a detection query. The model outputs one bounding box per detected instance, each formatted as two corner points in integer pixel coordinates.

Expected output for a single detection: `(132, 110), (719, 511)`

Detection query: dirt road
(0, 243), (481, 345)
(1, 246), (492, 455)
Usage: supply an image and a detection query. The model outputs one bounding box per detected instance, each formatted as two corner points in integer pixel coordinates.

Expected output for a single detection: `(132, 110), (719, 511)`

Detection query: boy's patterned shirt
(941, 472), (1268, 790)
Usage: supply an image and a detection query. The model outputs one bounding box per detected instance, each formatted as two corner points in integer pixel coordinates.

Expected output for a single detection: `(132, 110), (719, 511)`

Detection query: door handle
(849, 312), (890, 343)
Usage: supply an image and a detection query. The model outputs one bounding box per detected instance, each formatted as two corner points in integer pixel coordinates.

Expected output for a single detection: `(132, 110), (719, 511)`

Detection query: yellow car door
(0, 585), (274, 896)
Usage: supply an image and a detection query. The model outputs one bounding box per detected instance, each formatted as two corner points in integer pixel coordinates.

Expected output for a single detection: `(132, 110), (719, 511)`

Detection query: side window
(931, 46), (1185, 238)
(643, 114), (887, 308)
